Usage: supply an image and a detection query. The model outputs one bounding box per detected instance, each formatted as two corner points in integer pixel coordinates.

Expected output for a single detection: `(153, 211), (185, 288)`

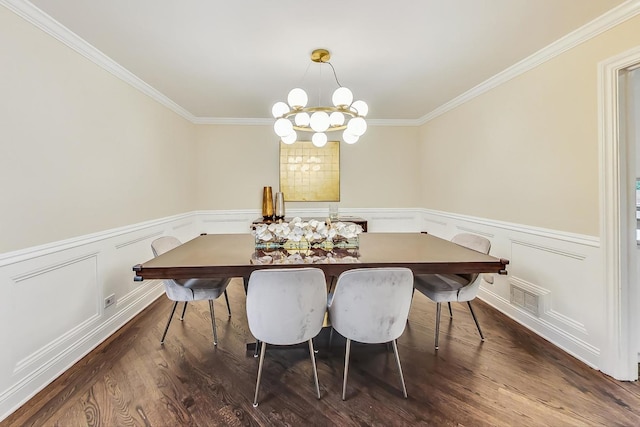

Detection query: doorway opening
(599, 46), (640, 381)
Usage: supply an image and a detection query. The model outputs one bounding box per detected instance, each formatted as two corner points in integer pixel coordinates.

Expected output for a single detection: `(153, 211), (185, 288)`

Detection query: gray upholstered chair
(328, 267), (414, 400)
(246, 267), (327, 407)
(151, 236), (232, 347)
(413, 233), (491, 350)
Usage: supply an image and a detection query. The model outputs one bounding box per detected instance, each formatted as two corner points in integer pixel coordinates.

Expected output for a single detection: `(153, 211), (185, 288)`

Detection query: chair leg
(467, 301), (485, 341)
(391, 339), (408, 398)
(208, 300), (218, 346)
(253, 341), (267, 407)
(160, 301), (179, 345)
(435, 302), (442, 350)
(224, 290), (231, 318)
(308, 339), (321, 399)
(447, 302), (453, 317)
(328, 327), (334, 349)
(179, 301), (188, 321)
(342, 338), (352, 401)
(254, 340), (261, 358)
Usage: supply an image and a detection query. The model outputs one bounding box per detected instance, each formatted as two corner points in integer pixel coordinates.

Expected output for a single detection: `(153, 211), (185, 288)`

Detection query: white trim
(598, 45), (640, 380)
(480, 288), (600, 369)
(0, 0), (196, 123)
(0, 282), (164, 422)
(0, 212), (195, 267)
(4, 0), (638, 127)
(417, 0), (640, 124)
(421, 208), (599, 247)
(191, 117), (423, 127)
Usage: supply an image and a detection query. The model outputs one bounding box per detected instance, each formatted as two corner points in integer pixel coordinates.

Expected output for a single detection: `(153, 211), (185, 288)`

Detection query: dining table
(133, 232), (508, 355)
(133, 232), (509, 281)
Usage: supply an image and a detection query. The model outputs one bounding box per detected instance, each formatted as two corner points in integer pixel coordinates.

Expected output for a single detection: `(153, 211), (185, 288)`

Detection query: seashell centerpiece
(252, 217), (362, 250)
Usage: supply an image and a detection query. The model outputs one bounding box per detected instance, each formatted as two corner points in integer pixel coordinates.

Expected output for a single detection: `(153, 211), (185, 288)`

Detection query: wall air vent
(510, 283), (540, 316)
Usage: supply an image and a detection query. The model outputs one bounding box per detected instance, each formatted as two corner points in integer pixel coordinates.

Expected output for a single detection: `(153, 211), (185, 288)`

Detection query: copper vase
(262, 186), (274, 220)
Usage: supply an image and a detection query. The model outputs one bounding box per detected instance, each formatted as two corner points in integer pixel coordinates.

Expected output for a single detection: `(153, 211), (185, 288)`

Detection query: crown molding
(0, 0), (198, 123)
(3, 0), (639, 127)
(416, 0), (640, 125)
(191, 117), (423, 126)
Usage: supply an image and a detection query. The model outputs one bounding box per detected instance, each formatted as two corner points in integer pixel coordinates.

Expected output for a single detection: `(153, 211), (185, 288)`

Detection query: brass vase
(262, 186), (274, 220)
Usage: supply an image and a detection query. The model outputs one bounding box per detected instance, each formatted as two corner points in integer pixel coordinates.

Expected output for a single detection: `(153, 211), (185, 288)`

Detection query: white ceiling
(23, 0), (628, 121)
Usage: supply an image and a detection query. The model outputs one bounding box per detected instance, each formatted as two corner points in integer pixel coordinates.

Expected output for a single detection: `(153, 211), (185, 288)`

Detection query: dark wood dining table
(133, 232), (509, 282)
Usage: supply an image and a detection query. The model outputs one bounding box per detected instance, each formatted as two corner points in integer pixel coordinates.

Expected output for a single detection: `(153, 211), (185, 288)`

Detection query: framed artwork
(279, 141), (340, 201)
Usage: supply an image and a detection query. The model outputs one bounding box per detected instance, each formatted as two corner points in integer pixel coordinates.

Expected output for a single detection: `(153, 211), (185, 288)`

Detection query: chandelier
(272, 49), (368, 147)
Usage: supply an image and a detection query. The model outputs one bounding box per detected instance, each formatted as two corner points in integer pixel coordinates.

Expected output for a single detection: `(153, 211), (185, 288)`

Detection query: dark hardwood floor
(4, 278), (640, 426)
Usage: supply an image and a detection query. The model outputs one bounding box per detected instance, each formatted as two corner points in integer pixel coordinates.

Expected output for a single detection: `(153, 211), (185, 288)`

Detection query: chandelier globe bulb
(347, 117), (367, 136)
(310, 111), (330, 132)
(281, 132), (297, 144)
(351, 100), (368, 117)
(288, 88), (308, 109)
(274, 118), (294, 137)
(272, 102), (289, 118)
(295, 112), (310, 126)
(332, 87), (353, 107)
(312, 132), (328, 147)
(329, 112), (345, 126)
(343, 131), (359, 144)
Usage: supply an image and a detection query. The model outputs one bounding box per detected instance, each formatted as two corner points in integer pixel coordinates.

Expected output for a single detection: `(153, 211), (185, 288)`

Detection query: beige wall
(418, 15), (640, 236)
(195, 125), (420, 210)
(0, 7), (197, 253)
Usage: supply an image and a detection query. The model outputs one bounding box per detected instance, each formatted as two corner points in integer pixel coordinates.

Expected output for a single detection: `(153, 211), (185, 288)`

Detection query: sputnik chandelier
(272, 49), (368, 147)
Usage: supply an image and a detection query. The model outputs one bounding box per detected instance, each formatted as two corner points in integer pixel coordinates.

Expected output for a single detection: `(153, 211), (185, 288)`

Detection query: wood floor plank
(4, 278), (640, 426)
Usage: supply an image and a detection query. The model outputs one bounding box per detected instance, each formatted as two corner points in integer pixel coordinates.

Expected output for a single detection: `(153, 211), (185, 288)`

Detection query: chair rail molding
(598, 44), (640, 381)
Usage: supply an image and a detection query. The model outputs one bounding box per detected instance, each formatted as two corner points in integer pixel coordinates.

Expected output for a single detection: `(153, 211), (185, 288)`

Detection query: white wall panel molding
(418, 0), (640, 125)
(115, 231), (164, 250)
(421, 208), (599, 247)
(0, 212), (193, 422)
(13, 307), (101, 375)
(0, 212), (195, 268)
(509, 276), (587, 335)
(480, 288), (600, 370)
(195, 208), (422, 234)
(511, 239), (587, 261)
(455, 226), (495, 239)
(418, 208), (603, 370)
(10, 252), (98, 284)
(0, 207), (612, 421)
(171, 221), (194, 232)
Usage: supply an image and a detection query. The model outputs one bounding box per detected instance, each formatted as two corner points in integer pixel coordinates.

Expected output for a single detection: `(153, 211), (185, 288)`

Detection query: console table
(251, 216), (368, 232)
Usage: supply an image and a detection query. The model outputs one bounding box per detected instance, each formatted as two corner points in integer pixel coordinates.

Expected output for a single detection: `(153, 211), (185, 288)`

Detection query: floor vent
(510, 284), (540, 316)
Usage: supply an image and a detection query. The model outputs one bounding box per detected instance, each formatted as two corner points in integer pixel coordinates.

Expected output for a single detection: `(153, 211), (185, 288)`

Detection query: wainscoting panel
(0, 208), (608, 422)
(0, 213), (197, 421)
(419, 208), (602, 369)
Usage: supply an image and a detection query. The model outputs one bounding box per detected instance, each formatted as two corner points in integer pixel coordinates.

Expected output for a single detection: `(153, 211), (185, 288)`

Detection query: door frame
(599, 45), (640, 380)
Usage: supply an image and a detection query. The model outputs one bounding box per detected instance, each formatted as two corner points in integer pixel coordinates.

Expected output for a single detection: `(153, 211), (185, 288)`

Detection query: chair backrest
(451, 233), (491, 283)
(329, 268), (414, 344)
(151, 236), (194, 301)
(246, 268), (327, 346)
(450, 233), (491, 301)
(151, 236), (182, 257)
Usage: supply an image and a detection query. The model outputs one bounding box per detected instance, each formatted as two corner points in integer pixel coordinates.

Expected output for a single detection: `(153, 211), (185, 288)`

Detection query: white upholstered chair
(246, 267), (327, 407)
(151, 236), (232, 347)
(328, 267), (414, 400)
(413, 233), (491, 350)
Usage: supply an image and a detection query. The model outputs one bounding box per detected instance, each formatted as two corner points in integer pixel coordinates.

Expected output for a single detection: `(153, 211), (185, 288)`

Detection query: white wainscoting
(0, 212), (201, 421)
(418, 208), (603, 370)
(0, 207), (605, 421)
